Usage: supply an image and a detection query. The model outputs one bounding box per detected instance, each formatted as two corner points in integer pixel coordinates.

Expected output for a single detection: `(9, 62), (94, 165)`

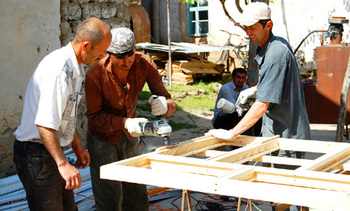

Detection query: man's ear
(266, 20), (273, 30)
(82, 41), (91, 52)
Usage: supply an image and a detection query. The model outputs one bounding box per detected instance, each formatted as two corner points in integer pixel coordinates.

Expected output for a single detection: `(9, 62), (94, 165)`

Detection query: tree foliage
(178, 0), (197, 4)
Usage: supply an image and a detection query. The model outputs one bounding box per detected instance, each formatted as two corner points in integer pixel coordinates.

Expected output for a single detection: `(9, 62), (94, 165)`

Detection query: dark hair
(258, 19), (271, 28)
(232, 68), (247, 78)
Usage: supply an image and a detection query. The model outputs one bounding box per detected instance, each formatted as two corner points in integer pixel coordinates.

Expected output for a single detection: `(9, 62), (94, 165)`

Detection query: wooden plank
(333, 158), (350, 171)
(158, 136), (222, 156)
(253, 155), (314, 167)
(148, 154), (241, 177)
(296, 145), (350, 171)
(208, 139), (279, 164)
(171, 72), (194, 85)
(100, 135), (350, 210)
(278, 138), (342, 153)
(148, 187), (171, 197)
(208, 136), (280, 164)
(255, 168), (350, 192)
(180, 67), (220, 75)
(101, 164), (350, 209)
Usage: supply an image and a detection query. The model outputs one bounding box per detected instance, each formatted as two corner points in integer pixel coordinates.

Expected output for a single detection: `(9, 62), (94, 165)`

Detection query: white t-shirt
(14, 43), (84, 146)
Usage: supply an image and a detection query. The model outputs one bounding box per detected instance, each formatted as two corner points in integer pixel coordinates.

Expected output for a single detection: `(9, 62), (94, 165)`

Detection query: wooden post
(336, 55), (350, 142)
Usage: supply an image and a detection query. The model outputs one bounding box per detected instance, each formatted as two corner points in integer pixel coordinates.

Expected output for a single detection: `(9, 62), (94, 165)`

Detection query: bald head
(71, 18), (112, 66)
(73, 17), (111, 47)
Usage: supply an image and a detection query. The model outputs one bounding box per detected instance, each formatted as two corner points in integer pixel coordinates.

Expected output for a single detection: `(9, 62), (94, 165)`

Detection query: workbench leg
(237, 197), (241, 210)
(247, 199), (253, 211)
(181, 190), (192, 211)
(237, 198), (254, 211)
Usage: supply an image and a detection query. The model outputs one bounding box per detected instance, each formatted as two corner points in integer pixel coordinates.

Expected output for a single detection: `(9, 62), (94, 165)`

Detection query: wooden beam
(296, 145), (350, 171)
(208, 138), (279, 164)
(100, 135), (350, 210)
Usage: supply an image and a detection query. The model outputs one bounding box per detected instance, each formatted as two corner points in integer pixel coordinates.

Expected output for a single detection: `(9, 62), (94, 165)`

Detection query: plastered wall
(0, 0), (61, 137)
(0, 0), (60, 177)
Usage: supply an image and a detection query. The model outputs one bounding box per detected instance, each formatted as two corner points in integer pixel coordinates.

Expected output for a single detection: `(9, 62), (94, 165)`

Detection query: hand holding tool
(125, 118), (148, 137)
(149, 95), (168, 116)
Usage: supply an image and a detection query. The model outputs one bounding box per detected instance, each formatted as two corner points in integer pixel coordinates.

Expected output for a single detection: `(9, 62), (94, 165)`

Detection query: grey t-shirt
(256, 34), (311, 139)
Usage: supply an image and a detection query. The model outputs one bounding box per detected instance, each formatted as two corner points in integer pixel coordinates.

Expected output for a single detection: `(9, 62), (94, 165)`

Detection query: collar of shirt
(231, 81), (238, 91)
(255, 33), (275, 66)
(67, 42), (85, 79)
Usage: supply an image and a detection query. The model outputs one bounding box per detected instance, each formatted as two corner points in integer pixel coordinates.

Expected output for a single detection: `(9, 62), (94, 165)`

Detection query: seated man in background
(212, 68), (261, 136)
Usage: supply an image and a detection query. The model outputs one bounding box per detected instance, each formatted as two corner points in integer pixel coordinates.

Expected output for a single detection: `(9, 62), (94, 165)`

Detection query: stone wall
(60, 0), (132, 46)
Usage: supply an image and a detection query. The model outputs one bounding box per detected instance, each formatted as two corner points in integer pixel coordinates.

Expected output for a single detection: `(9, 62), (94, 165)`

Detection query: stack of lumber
(165, 60), (224, 85)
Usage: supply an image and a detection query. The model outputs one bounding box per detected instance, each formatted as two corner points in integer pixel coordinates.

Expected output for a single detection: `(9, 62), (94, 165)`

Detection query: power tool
(217, 98), (255, 116)
(139, 119), (172, 137)
(141, 95), (173, 145)
(140, 119), (172, 146)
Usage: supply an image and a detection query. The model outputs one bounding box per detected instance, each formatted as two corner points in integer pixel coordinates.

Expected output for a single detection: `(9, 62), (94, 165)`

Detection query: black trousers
(13, 140), (77, 211)
(87, 134), (149, 211)
(213, 112), (262, 136)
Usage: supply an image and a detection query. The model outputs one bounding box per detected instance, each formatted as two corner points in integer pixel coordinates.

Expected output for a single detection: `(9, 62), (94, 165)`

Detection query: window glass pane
(199, 22), (208, 34)
(198, 11), (208, 20)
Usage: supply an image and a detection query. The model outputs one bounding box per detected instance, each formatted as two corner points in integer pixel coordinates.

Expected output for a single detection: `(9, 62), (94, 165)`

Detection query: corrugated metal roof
(136, 42), (243, 54)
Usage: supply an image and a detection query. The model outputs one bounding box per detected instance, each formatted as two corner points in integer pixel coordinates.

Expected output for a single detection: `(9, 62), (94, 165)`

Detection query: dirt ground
(0, 107), (215, 179)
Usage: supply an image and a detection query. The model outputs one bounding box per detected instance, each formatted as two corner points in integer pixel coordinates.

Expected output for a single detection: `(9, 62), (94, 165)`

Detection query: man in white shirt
(13, 17), (112, 210)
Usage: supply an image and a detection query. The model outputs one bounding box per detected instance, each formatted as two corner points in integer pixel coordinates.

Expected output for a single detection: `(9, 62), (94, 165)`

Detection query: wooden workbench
(100, 135), (350, 210)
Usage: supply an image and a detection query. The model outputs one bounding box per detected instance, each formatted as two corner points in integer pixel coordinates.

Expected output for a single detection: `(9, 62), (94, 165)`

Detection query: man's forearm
(231, 101), (269, 136)
(72, 129), (83, 149)
(37, 125), (67, 166)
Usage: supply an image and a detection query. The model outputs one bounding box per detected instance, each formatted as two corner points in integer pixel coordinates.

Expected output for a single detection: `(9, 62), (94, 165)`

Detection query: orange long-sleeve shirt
(85, 52), (171, 144)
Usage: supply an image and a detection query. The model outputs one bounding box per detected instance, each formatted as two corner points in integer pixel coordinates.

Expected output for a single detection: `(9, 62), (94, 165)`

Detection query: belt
(15, 139), (46, 150)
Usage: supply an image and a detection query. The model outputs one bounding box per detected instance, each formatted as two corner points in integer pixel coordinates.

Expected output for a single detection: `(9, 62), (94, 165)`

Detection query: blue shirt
(212, 81), (248, 125)
(256, 34), (311, 139)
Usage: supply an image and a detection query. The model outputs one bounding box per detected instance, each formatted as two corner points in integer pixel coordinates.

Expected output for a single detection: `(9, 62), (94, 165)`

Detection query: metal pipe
(152, 0), (160, 43)
(167, 0), (172, 88)
(293, 30), (327, 55)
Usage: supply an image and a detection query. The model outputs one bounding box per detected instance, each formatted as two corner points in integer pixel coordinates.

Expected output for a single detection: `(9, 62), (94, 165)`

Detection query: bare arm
(231, 101), (269, 136)
(71, 129), (90, 169)
(37, 125), (82, 190)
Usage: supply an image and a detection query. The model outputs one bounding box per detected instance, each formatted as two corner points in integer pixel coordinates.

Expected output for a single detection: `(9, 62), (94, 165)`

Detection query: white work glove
(124, 118), (148, 137)
(236, 86), (257, 117)
(205, 129), (235, 141)
(148, 95), (168, 116)
(236, 86), (257, 105)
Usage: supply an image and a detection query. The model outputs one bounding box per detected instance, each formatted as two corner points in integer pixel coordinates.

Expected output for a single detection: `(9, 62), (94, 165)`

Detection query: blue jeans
(87, 134), (148, 211)
(13, 140), (77, 211)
